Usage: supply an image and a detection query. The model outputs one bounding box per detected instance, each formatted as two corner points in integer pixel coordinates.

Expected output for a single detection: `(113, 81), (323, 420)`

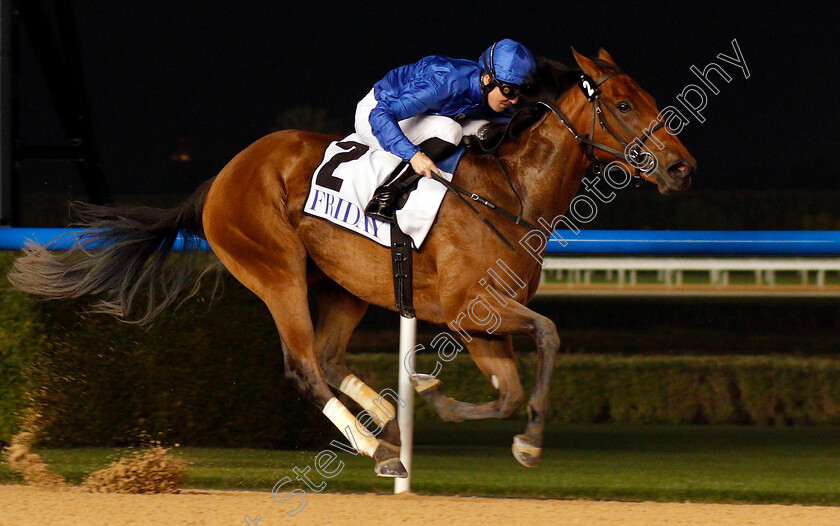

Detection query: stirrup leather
(390, 223), (414, 318)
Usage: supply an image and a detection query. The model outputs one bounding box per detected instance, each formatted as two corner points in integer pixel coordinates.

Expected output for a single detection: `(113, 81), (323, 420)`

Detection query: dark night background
(6, 4), (840, 380)
(5, 3), (840, 457)
(12, 1), (840, 224)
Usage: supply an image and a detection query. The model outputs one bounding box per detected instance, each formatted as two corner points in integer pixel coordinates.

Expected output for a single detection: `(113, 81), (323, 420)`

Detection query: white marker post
(394, 314), (416, 494)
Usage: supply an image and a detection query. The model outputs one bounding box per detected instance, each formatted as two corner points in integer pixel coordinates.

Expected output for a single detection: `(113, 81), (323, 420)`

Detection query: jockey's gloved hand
(409, 151), (441, 179)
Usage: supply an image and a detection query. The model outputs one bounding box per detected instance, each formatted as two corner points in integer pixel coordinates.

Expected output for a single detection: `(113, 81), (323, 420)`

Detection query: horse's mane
(476, 55), (615, 149)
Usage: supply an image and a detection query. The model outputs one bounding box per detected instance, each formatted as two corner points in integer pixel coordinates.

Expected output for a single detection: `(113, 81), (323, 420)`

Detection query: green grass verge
(4, 422), (840, 505)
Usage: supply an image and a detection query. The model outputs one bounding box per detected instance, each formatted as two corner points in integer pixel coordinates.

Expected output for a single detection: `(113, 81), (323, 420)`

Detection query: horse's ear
(571, 47), (602, 79)
(597, 48), (618, 67)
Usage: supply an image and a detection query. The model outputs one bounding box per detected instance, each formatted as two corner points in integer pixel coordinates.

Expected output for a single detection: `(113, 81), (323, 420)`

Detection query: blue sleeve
(369, 76), (451, 162)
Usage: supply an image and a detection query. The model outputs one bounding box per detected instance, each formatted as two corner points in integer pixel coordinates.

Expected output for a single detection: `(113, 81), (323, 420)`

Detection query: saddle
(385, 140), (466, 319)
(304, 136), (468, 318)
(386, 137), (522, 318)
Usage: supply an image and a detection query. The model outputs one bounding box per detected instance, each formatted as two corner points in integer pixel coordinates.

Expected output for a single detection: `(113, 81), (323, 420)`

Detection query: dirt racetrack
(2, 485), (840, 526)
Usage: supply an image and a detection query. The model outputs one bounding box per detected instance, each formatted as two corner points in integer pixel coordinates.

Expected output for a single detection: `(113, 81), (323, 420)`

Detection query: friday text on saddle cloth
(304, 133), (458, 248)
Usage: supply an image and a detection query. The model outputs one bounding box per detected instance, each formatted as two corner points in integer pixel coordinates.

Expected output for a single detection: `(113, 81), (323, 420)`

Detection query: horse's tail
(8, 177), (221, 326)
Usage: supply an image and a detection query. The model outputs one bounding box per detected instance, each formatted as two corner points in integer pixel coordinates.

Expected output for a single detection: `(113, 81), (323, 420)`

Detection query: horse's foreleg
(513, 311), (559, 468)
(443, 300), (559, 467)
(413, 334), (526, 423)
(311, 276), (402, 448)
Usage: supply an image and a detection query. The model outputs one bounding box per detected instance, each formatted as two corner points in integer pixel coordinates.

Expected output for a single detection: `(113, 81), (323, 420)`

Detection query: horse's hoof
(375, 458), (408, 478)
(410, 375), (442, 394)
(512, 434), (542, 468)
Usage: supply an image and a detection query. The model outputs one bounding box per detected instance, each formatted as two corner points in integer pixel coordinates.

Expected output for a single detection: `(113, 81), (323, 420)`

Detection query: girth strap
(390, 222), (415, 318)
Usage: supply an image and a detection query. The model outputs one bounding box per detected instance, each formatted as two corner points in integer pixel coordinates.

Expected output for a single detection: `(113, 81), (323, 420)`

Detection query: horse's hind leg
(213, 255), (403, 476)
(310, 275), (402, 447)
(203, 183), (405, 477)
(413, 334), (525, 423)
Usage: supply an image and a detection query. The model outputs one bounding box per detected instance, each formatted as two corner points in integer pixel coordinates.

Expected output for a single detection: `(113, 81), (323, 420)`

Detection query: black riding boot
(365, 163), (422, 223)
(365, 138), (457, 222)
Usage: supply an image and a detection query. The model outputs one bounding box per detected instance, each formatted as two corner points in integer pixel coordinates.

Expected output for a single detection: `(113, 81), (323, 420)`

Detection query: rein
(429, 169), (537, 251)
(428, 173), (513, 250)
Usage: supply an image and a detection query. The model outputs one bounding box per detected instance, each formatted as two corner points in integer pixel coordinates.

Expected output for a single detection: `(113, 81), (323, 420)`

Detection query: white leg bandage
(322, 397), (379, 457)
(338, 374), (398, 427)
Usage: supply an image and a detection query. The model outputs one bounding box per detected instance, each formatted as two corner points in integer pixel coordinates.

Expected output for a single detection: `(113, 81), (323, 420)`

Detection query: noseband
(537, 68), (665, 181)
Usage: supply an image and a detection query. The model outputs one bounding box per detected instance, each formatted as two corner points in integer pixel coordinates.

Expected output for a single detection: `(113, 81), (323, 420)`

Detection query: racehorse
(9, 49), (695, 477)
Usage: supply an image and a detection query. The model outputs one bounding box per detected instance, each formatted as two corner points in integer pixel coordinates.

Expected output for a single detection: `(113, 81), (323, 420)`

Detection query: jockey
(356, 38), (537, 222)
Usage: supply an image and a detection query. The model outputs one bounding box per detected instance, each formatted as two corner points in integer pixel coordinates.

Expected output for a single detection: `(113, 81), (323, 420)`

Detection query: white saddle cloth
(303, 133), (454, 248)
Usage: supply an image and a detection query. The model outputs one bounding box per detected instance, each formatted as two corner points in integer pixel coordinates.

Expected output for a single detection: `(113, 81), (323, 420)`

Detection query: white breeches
(354, 89), (488, 156)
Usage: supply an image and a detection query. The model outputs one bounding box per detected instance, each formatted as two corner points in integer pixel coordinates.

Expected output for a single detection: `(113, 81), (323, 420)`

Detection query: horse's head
(569, 48), (697, 194)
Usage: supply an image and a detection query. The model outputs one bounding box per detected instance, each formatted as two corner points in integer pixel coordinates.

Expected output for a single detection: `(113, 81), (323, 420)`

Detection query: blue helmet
(479, 38), (536, 86)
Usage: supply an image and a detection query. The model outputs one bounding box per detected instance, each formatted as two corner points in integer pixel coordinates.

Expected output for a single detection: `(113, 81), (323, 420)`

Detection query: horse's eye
(617, 101), (632, 113)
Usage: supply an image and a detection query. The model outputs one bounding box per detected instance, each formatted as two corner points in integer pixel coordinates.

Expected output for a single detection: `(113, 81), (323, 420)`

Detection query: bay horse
(9, 49), (695, 477)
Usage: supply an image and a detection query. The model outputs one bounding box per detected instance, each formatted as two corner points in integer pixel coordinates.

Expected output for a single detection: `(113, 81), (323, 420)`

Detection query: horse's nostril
(667, 161), (691, 178)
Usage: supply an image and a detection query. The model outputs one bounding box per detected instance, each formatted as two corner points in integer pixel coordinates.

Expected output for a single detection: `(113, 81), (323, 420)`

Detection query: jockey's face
(482, 74), (519, 113)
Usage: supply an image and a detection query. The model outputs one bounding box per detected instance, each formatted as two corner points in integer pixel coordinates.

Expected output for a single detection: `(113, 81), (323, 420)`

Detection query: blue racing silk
(370, 55), (492, 161)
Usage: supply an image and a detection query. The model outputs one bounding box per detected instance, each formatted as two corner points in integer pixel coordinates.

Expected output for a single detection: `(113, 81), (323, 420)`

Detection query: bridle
(537, 67), (665, 181)
(436, 64), (668, 250)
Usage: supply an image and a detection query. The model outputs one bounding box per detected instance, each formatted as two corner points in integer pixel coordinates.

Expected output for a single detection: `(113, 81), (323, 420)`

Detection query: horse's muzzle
(659, 157), (696, 194)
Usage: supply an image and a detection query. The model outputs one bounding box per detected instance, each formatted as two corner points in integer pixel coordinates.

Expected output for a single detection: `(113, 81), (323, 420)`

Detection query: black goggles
(495, 81), (523, 100)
